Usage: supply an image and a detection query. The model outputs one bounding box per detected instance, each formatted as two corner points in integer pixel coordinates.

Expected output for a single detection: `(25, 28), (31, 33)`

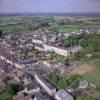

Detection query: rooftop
(25, 81), (39, 91)
(55, 90), (73, 100)
(35, 91), (52, 100)
(13, 93), (32, 100)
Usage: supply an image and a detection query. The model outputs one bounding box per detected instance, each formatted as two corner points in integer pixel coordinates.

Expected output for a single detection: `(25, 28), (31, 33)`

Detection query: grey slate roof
(55, 90), (73, 100)
(25, 81), (39, 91)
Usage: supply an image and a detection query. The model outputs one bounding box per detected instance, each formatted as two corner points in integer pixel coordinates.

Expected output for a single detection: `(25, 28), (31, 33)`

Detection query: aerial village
(0, 16), (100, 100)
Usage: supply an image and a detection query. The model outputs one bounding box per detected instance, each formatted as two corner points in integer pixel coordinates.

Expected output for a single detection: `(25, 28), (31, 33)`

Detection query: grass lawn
(53, 25), (78, 33)
(0, 91), (12, 100)
(53, 24), (90, 33)
(0, 83), (21, 100)
(82, 58), (100, 98)
(82, 58), (100, 86)
(83, 66), (100, 85)
(51, 52), (66, 64)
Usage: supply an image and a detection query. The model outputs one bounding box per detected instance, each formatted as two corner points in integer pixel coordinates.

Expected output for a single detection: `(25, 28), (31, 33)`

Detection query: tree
(57, 78), (67, 89)
(74, 51), (83, 60)
(0, 30), (2, 37)
(46, 73), (59, 86)
(64, 38), (70, 47)
(79, 39), (88, 48)
(6, 83), (23, 95)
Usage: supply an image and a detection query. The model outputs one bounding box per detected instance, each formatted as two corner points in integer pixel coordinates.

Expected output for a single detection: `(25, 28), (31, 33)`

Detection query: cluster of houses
(32, 32), (81, 57)
(0, 60), (73, 100)
(0, 30), (95, 100)
(0, 59), (95, 100)
(0, 60), (94, 100)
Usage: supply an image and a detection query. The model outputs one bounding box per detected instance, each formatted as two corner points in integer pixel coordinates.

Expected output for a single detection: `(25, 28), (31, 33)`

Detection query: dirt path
(71, 64), (93, 75)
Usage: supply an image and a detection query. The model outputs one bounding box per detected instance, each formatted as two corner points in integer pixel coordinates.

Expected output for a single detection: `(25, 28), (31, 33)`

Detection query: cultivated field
(71, 63), (93, 75)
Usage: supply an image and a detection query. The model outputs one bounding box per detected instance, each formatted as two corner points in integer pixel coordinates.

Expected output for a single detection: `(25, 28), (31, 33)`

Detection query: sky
(0, 0), (100, 13)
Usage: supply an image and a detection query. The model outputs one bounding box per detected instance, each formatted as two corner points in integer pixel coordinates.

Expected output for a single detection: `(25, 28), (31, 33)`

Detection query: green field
(81, 58), (100, 98)
(0, 83), (21, 100)
(53, 24), (90, 33)
(0, 16), (53, 33)
(82, 58), (100, 86)
(0, 16), (99, 34)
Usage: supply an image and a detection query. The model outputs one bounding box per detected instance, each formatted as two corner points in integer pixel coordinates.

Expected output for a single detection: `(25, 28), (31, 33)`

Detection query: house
(97, 29), (100, 34)
(34, 43), (44, 51)
(12, 92), (33, 100)
(0, 67), (6, 92)
(67, 80), (93, 93)
(11, 68), (24, 82)
(3, 63), (13, 73)
(68, 45), (81, 54)
(12, 69), (24, 78)
(17, 56), (39, 66)
(32, 39), (43, 44)
(10, 48), (23, 55)
(43, 60), (68, 75)
(20, 58), (38, 66)
(63, 33), (71, 37)
(34, 73), (56, 96)
(79, 80), (89, 89)
(24, 82), (40, 94)
(33, 91), (51, 100)
(14, 62), (25, 69)
(55, 89), (73, 100)
(0, 67), (7, 81)
(33, 63), (50, 76)
(19, 73), (33, 85)
(12, 69), (32, 85)
(43, 44), (69, 57)
(32, 37), (81, 57)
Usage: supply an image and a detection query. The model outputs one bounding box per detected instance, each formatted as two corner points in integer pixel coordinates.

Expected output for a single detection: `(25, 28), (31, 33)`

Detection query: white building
(14, 63), (25, 69)
(34, 73), (56, 96)
(55, 90), (73, 100)
(32, 38), (81, 57)
(32, 39), (43, 44)
(43, 44), (69, 57)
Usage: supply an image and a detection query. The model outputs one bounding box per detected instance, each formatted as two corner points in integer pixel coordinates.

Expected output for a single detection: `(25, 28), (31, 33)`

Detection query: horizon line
(0, 12), (100, 16)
